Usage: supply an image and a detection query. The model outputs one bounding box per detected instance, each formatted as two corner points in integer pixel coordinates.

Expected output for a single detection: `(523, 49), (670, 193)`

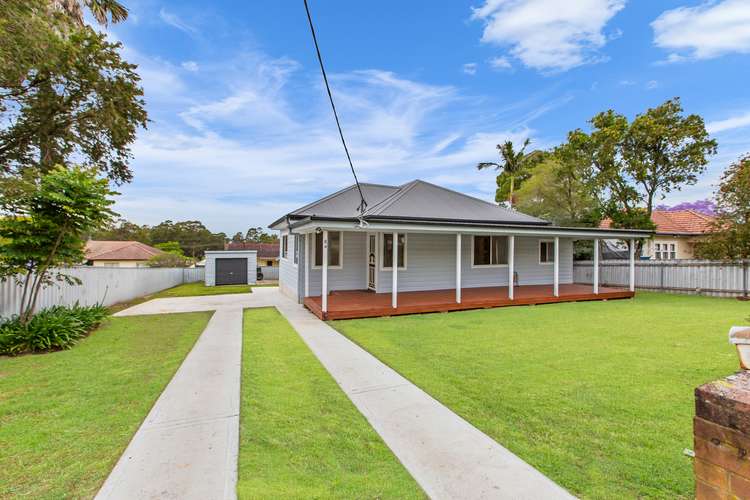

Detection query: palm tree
(52, 0), (128, 26)
(477, 138), (539, 208)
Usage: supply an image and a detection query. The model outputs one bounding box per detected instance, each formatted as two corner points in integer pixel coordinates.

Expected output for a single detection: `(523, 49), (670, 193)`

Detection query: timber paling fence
(574, 259), (750, 298)
(0, 267), (205, 318)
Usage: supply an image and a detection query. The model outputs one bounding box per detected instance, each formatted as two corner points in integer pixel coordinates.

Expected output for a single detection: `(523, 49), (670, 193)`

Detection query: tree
(52, 0), (129, 26)
(560, 99), (715, 230)
(92, 218), (151, 243)
(0, 166), (115, 324)
(514, 153), (598, 226)
(245, 227), (278, 243)
(231, 232), (245, 243)
(147, 253), (193, 268)
(477, 139), (541, 207)
(623, 98), (717, 215)
(0, 0), (147, 184)
(695, 154), (750, 260)
(150, 220), (226, 258)
(154, 241), (184, 256)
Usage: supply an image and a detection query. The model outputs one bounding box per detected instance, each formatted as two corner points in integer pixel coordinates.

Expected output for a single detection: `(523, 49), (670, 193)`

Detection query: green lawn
(0, 311), (212, 499)
(153, 282), (253, 298)
(238, 307), (423, 498)
(332, 292), (749, 499)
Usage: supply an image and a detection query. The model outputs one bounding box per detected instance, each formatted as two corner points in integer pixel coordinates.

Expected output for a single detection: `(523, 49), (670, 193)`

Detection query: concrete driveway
(97, 287), (574, 500)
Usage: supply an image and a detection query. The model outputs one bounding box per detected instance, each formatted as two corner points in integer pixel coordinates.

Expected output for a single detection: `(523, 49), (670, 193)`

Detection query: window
(539, 240), (555, 264)
(293, 235), (300, 265)
(281, 235), (288, 259)
(655, 242), (677, 260)
(266, 260), (273, 266)
(382, 233), (406, 269)
(472, 235), (508, 266)
(313, 231), (342, 268)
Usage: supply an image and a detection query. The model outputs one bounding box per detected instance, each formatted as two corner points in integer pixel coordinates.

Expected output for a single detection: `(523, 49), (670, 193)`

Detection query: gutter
(292, 215), (653, 236)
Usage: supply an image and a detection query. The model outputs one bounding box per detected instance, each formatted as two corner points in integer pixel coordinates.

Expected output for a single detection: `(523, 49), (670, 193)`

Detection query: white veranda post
(553, 236), (559, 297)
(508, 235), (515, 300)
(593, 238), (600, 295)
(391, 231), (398, 309)
(322, 230), (328, 313)
(629, 238), (636, 292)
(456, 233), (462, 304)
(304, 233), (310, 297)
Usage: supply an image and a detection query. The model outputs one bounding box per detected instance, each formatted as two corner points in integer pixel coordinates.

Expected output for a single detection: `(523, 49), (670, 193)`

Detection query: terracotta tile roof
(224, 242), (279, 259)
(84, 240), (164, 261)
(600, 210), (717, 234)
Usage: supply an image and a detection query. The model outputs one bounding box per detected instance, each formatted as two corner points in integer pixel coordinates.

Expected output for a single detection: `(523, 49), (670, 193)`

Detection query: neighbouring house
(601, 210), (717, 260)
(84, 240), (164, 267)
(269, 180), (652, 320)
(225, 241), (280, 268)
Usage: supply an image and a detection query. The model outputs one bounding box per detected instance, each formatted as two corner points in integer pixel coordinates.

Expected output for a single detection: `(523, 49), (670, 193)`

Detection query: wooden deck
(303, 283), (634, 320)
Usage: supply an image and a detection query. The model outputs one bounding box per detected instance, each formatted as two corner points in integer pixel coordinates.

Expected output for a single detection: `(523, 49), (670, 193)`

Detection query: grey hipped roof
(271, 180), (549, 227)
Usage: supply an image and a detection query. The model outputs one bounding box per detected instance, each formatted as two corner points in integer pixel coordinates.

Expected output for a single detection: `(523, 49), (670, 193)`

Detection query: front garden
(238, 308), (423, 498)
(333, 292), (748, 498)
(0, 311), (211, 498)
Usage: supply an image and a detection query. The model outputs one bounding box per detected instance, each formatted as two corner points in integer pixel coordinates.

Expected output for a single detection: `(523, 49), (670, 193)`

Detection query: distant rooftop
(600, 210), (716, 235)
(85, 240), (164, 261)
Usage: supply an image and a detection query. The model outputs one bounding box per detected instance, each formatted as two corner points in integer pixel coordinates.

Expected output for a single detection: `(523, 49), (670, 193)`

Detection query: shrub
(0, 304), (109, 355)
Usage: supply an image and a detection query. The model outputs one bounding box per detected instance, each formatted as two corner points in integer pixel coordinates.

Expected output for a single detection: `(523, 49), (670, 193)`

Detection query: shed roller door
(215, 258), (247, 285)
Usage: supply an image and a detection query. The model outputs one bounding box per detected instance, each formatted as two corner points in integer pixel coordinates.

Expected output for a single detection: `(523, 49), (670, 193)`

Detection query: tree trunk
(509, 176), (515, 208)
(21, 223), (68, 325)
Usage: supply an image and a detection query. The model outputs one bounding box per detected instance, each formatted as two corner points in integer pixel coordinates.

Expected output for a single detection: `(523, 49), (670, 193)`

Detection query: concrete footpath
(95, 308), (243, 500)
(97, 287), (574, 500)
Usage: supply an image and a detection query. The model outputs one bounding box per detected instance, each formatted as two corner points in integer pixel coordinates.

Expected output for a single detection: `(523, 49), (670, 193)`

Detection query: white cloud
(707, 111), (750, 134)
(488, 56), (512, 70)
(471, 0), (626, 72)
(463, 63), (478, 75)
(159, 8), (199, 36)
(181, 61), (199, 72)
(652, 0), (750, 61)
(103, 29), (571, 233)
(645, 80), (658, 90)
(618, 79), (636, 86)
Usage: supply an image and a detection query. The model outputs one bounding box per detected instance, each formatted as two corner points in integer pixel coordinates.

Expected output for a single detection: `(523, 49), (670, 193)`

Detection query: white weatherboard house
(270, 180), (651, 320)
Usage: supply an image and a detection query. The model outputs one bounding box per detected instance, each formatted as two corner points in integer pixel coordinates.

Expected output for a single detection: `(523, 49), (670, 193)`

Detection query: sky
(105, 0), (750, 235)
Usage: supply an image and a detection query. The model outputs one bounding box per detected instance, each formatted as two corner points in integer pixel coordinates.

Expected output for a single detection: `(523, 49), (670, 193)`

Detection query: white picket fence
(574, 260), (750, 298)
(0, 266), (205, 318)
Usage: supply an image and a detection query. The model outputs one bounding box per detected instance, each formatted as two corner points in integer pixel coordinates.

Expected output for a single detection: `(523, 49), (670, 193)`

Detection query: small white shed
(204, 250), (257, 286)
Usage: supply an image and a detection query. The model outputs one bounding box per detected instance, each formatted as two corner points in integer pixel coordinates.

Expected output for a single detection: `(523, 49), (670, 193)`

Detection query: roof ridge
(364, 180), (419, 216)
(291, 182), (399, 216)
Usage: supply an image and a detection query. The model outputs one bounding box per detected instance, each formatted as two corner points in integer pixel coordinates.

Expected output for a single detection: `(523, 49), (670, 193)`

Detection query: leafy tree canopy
(245, 227), (278, 243)
(695, 154), (750, 260)
(153, 241), (184, 256)
(0, 165), (115, 323)
(0, 0), (147, 184)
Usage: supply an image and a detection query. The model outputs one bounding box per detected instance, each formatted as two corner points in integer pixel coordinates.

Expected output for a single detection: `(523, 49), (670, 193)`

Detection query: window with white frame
(472, 235), (508, 266)
(381, 233), (406, 269)
(281, 235), (288, 259)
(313, 231), (342, 268)
(539, 240), (555, 264)
(654, 242), (677, 260)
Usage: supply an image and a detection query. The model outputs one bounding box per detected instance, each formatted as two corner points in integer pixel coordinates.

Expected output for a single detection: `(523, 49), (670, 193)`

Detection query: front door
(367, 233), (377, 291)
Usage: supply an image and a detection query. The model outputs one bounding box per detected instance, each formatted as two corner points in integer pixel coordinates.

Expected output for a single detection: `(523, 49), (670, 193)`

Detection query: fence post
(660, 262), (665, 290)
(743, 260), (748, 299)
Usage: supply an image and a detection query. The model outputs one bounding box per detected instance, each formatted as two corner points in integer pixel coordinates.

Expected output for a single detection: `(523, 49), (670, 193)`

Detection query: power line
(302, 0), (367, 215)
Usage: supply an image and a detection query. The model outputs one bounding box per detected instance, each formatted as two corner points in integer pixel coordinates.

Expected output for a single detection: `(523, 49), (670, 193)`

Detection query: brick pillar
(695, 371), (750, 499)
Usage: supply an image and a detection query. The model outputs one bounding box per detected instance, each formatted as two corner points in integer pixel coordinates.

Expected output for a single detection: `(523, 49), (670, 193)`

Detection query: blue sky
(106, 0), (750, 234)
